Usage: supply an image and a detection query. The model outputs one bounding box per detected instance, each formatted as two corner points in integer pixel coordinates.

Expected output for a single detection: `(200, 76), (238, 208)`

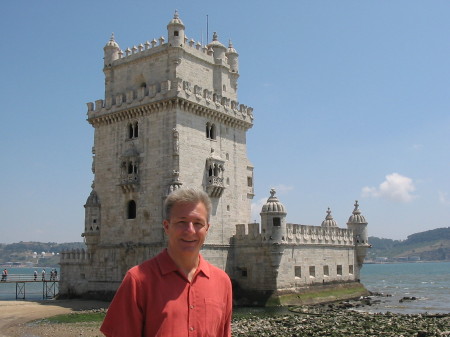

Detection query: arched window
(210, 124), (216, 139)
(128, 122), (139, 139)
(206, 122), (216, 140)
(127, 200), (136, 219)
(134, 122), (138, 138)
(206, 122), (210, 138)
(128, 123), (134, 139)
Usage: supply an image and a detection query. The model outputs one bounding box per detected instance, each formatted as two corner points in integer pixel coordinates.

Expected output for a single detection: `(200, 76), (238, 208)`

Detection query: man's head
(163, 188), (212, 261)
(164, 188), (212, 223)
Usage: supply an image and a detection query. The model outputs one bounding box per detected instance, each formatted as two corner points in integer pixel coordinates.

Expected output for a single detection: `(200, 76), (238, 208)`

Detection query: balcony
(206, 176), (224, 198)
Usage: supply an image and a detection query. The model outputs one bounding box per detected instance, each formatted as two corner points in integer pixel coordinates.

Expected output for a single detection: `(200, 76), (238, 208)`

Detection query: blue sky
(1, 1), (449, 243)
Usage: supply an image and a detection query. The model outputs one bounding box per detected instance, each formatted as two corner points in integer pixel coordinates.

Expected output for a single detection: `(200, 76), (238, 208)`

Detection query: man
(101, 188), (232, 337)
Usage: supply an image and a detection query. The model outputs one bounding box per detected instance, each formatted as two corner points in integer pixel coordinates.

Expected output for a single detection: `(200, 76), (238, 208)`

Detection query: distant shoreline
(364, 260), (450, 264)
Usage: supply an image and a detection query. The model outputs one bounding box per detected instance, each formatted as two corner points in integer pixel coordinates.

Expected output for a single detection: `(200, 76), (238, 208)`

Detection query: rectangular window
(247, 176), (253, 187)
(323, 265), (329, 277)
(295, 266), (301, 278)
(349, 265), (354, 275)
(309, 266), (316, 278)
(337, 265), (343, 276)
(273, 217), (281, 227)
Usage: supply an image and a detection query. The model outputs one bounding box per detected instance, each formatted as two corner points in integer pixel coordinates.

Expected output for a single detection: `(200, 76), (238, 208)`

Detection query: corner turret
(260, 189), (287, 243)
(226, 40), (239, 73)
(208, 32), (227, 61)
(103, 33), (120, 67)
(82, 189), (101, 251)
(167, 10), (185, 47)
(347, 201), (370, 275)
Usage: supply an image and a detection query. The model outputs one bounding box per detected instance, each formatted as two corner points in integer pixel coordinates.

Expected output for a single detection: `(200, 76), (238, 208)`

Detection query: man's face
(163, 202), (210, 259)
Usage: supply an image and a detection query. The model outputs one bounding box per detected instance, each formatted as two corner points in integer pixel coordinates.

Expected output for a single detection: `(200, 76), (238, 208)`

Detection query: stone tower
(60, 13), (369, 304)
(60, 12), (254, 297)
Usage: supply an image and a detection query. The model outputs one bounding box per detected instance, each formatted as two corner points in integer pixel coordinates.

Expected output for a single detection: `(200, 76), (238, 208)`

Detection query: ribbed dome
(261, 189), (286, 214)
(208, 32), (226, 49)
(167, 10), (184, 27)
(104, 33), (119, 49)
(321, 208), (338, 227)
(347, 200), (367, 224)
(85, 190), (100, 206)
(226, 40), (238, 55)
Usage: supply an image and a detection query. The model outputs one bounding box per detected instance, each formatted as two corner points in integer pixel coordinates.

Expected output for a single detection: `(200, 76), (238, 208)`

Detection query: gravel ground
(6, 305), (450, 337)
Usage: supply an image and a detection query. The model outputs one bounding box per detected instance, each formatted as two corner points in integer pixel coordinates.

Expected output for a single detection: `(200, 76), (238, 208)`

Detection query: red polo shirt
(100, 249), (232, 337)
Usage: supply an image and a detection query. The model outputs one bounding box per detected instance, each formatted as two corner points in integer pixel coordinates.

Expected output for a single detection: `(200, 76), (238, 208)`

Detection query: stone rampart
(235, 223), (354, 246)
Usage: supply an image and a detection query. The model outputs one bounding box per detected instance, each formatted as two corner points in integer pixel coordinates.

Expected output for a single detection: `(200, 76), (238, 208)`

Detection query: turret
(321, 208), (338, 227)
(260, 189), (287, 243)
(208, 32), (227, 61)
(103, 33), (120, 67)
(347, 201), (370, 273)
(82, 189), (101, 251)
(226, 40), (239, 73)
(167, 10), (185, 47)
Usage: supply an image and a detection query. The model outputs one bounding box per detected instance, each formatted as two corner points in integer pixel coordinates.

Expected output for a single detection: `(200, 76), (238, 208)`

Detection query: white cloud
(362, 173), (416, 203)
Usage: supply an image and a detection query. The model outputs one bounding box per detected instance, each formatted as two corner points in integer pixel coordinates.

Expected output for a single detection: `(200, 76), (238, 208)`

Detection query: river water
(359, 261), (450, 314)
(1, 263), (449, 314)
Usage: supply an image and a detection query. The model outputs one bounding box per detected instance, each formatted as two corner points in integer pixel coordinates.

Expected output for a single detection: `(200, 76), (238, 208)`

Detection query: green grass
(44, 312), (106, 323)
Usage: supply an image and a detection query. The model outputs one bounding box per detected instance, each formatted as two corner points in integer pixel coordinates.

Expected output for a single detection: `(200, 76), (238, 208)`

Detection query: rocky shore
(7, 302), (450, 337)
(233, 305), (450, 337)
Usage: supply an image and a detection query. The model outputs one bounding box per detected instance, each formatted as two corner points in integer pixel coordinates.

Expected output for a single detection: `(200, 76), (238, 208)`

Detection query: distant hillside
(0, 241), (86, 267)
(367, 227), (450, 262)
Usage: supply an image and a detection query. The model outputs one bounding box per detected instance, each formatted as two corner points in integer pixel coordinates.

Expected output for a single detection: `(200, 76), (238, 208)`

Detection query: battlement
(86, 78), (253, 127)
(110, 35), (221, 66)
(234, 223), (354, 246)
(60, 249), (91, 264)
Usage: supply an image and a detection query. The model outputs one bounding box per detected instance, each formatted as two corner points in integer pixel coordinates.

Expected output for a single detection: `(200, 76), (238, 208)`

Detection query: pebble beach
(4, 301), (450, 337)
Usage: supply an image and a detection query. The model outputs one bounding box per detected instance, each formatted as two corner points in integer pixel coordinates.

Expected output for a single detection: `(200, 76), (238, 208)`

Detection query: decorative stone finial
(353, 200), (361, 215)
(213, 32), (218, 41)
(326, 207), (332, 219)
(270, 188), (276, 197)
(174, 9), (179, 19)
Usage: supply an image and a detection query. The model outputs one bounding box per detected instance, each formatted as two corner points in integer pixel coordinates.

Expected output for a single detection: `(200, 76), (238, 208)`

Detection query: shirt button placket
(188, 284), (195, 335)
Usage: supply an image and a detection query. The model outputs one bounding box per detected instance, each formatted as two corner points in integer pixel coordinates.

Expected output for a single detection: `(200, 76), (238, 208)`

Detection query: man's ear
(163, 220), (169, 233)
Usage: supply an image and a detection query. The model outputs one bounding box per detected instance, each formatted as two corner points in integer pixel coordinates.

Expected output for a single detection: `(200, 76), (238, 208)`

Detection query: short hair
(164, 188), (212, 222)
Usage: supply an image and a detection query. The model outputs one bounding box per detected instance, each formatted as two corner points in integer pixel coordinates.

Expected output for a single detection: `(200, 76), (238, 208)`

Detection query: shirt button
(189, 327), (195, 331)
(190, 305), (195, 309)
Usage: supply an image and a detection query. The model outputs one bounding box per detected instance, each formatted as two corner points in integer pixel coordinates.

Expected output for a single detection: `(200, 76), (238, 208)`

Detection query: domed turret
(83, 190), (101, 251)
(103, 33), (120, 66)
(321, 208), (338, 227)
(207, 32), (227, 61)
(167, 10), (185, 47)
(347, 201), (370, 273)
(260, 189), (287, 242)
(226, 40), (239, 73)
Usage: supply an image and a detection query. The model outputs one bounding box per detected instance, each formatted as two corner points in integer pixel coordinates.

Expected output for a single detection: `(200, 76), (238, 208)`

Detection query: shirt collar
(157, 249), (211, 279)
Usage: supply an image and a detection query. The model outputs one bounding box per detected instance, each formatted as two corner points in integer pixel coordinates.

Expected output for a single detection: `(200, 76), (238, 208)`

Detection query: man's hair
(163, 188), (212, 222)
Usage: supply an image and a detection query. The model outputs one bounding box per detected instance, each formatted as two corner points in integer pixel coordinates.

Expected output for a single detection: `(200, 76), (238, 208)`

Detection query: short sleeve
(100, 272), (144, 337)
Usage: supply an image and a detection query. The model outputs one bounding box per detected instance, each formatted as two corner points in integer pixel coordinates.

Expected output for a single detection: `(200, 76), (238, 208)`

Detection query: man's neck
(167, 249), (199, 282)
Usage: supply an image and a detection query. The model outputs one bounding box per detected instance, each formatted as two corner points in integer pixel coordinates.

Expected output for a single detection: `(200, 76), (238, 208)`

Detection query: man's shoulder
(127, 251), (163, 278)
(203, 259), (231, 283)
